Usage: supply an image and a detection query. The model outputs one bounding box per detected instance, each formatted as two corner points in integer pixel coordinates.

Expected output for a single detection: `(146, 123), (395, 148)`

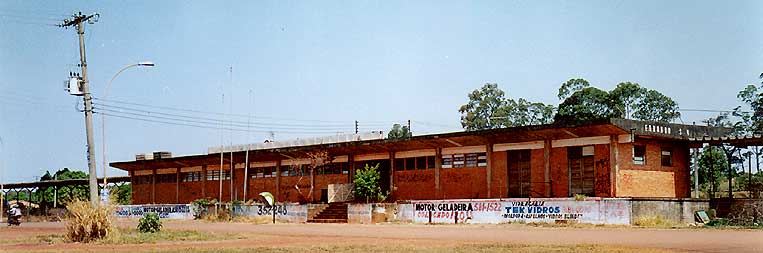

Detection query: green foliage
(388, 124), (412, 140)
(610, 82), (646, 118)
(697, 146), (727, 193)
(36, 168), (90, 206)
(555, 80), (679, 124)
(459, 83), (555, 130)
(111, 184), (131, 205)
(557, 78), (590, 100)
(137, 212), (162, 233)
(554, 87), (621, 123)
(632, 89), (680, 122)
(353, 163), (385, 203)
(734, 82), (763, 134)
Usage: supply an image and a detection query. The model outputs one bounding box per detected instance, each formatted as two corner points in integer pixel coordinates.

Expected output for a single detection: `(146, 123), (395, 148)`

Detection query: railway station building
(111, 118), (731, 204)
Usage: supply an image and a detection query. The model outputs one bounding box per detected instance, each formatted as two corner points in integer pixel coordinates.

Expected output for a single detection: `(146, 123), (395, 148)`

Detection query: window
(207, 170), (231, 180)
(661, 148), (673, 166)
(181, 172), (201, 182)
(405, 157), (416, 170)
(416, 157), (427, 170)
(442, 155), (453, 168)
(288, 165), (304, 176)
(441, 153), (485, 169)
(453, 154), (465, 168)
(427, 156), (435, 169)
(134, 175), (152, 185)
(394, 158), (404, 171)
(465, 153), (478, 167)
(633, 145), (646, 165)
(156, 174), (176, 184)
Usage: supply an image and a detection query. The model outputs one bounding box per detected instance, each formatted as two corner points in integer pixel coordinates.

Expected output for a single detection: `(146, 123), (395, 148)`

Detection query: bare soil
(0, 220), (761, 252)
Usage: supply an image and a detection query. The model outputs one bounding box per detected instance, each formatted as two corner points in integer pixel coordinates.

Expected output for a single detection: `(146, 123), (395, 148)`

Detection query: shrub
(573, 194), (587, 201)
(191, 198), (215, 219)
(65, 200), (114, 243)
(137, 212), (162, 233)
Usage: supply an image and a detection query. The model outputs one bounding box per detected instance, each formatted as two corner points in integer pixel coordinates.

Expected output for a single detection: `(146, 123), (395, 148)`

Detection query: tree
(459, 83), (508, 130)
(557, 78), (590, 100)
(610, 82), (646, 119)
(459, 83), (555, 130)
(735, 82), (763, 134)
(554, 87), (621, 124)
(697, 146), (726, 194)
(632, 89), (681, 123)
(352, 163), (385, 203)
(35, 168), (89, 206)
(387, 124), (412, 140)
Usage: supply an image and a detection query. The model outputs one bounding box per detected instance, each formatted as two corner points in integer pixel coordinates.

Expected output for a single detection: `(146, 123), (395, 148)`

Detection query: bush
(573, 194), (587, 201)
(191, 198), (215, 219)
(65, 200), (114, 243)
(138, 212), (162, 233)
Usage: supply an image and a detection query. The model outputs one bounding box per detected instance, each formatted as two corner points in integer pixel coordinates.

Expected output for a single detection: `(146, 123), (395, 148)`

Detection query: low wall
(232, 204), (308, 223)
(114, 204), (194, 219)
(630, 198), (709, 224)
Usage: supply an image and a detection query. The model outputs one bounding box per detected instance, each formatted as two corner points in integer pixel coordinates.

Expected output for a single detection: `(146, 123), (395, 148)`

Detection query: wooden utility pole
(59, 12), (100, 207)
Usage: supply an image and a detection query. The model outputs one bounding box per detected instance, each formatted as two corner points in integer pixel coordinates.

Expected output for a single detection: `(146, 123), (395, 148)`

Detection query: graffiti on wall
(594, 159), (611, 197)
(411, 198), (630, 225)
(114, 204), (194, 219)
(232, 204), (307, 223)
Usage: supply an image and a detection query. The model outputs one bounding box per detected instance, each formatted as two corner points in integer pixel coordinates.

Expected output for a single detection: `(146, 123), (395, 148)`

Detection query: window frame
(661, 148), (673, 167)
(633, 145), (646, 165)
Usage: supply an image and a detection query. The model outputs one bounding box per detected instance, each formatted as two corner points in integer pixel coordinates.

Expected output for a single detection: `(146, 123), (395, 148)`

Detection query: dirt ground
(0, 220), (761, 252)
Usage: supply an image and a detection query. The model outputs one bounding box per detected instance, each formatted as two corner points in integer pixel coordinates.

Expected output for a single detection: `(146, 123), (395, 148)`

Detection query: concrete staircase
(308, 202), (348, 223)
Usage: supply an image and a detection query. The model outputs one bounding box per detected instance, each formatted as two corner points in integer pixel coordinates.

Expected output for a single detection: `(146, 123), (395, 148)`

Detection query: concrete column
(609, 135), (619, 197)
(275, 160), (282, 201)
(486, 143), (493, 198)
(435, 148), (442, 199)
(544, 139), (551, 197)
(693, 147), (699, 198)
(201, 165), (207, 198)
(176, 167), (180, 203)
(348, 154), (355, 182)
(389, 152), (395, 196)
(151, 167), (157, 204)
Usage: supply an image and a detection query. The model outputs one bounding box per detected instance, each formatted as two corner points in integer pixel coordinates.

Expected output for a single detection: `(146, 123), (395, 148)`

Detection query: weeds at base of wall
(633, 216), (679, 228)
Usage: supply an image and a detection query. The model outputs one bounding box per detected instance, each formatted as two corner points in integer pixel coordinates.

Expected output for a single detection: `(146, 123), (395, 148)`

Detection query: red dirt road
(1, 221), (762, 252)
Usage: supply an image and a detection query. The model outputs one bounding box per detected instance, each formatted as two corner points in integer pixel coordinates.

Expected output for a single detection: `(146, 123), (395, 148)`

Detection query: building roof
(110, 118), (730, 171)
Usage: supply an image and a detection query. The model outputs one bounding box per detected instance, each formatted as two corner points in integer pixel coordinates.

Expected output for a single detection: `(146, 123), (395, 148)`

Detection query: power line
(94, 97), (360, 124)
(94, 102), (353, 128)
(95, 112), (352, 134)
(94, 106), (354, 132)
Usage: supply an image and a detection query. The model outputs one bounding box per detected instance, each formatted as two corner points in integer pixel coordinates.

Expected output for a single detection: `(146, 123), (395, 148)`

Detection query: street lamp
(101, 61), (155, 189)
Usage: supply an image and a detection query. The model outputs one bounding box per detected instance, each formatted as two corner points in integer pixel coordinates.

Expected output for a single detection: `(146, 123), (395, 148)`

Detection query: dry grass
(65, 200), (115, 243)
(633, 216), (679, 228)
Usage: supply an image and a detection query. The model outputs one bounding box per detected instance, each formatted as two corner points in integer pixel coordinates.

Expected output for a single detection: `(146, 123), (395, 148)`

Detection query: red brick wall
(549, 147), (569, 197)
(490, 151), (508, 198)
(617, 139), (690, 198)
(394, 170), (436, 200)
(313, 174), (349, 201)
(178, 181), (203, 203)
(440, 167), (487, 199)
(132, 182), (151, 204)
(530, 149), (546, 197)
(593, 144), (611, 197)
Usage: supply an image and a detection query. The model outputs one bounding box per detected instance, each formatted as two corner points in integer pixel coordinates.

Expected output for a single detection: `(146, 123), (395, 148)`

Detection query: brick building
(110, 119), (729, 204)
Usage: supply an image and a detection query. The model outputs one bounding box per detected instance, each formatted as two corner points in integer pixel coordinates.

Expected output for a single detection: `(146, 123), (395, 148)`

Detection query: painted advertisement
(232, 204), (308, 223)
(411, 198), (630, 225)
(114, 204), (194, 219)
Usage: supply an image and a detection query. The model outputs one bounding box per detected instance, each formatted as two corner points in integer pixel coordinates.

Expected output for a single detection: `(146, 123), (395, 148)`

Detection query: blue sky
(0, 0), (761, 183)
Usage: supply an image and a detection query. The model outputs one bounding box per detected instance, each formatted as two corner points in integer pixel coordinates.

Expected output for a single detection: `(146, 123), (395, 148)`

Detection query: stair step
(307, 219), (348, 223)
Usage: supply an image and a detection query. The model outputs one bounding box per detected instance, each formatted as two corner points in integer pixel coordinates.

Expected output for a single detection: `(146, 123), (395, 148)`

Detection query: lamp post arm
(101, 63), (140, 188)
